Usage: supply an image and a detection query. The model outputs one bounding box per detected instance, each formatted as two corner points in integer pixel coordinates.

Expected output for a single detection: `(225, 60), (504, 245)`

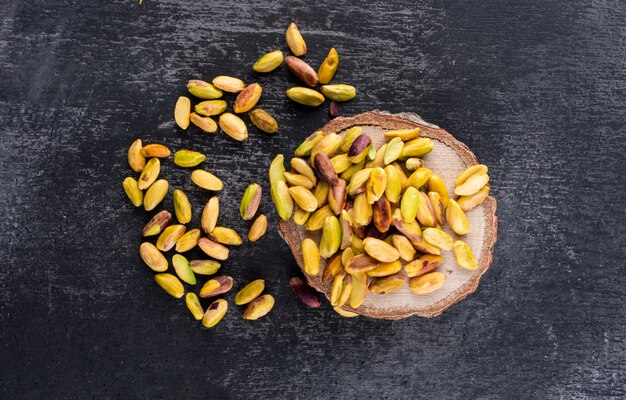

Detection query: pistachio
(406, 167), (432, 189)
(335, 274), (353, 307)
(383, 128), (421, 141)
(209, 227), (242, 246)
(285, 22), (307, 56)
(233, 83), (262, 113)
(347, 168), (372, 196)
(143, 179), (168, 211)
(286, 87), (325, 107)
(293, 208), (311, 225)
(328, 179), (347, 215)
(367, 144), (377, 160)
(345, 254), (379, 274)
(320, 84), (356, 102)
(212, 75), (245, 93)
(457, 186), (490, 211)
(289, 277), (321, 308)
(428, 192), (446, 225)
(285, 56), (319, 86)
(138, 158), (160, 190)
(187, 80), (223, 99)
(455, 164), (488, 186)
(290, 158), (317, 186)
(405, 254), (443, 278)
(333, 307), (358, 318)
(363, 237), (399, 263)
(384, 165), (402, 203)
(172, 189), (192, 224)
(350, 235), (365, 255)
(365, 143), (387, 168)
(339, 210), (353, 250)
(155, 273), (185, 298)
(253, 50), (284, 73)
(340, 127), (363, 152)
(248, 214), (268, 242)
(201, 197), (219, 234)
(284, 172), (315, 189)
(199, 275), (234, 298)
(409, 272), (446, 295)
(142, 210), (172, 237)
(306, 205), (334, 231)
(175, 228), (201, 252)
(453, 240), (478, 270)
(322, 254), (343, 283)
(139, 242), (168, 272)
(412, 239), (442, 256)
(314, 181), (330, 208)
(401, 138), (434, 159)
(240, 183), (262, 220)
(454, 173), (489, 196)
(372, 197), (392, 233)
(366, 167), (387, 204)
(318, 132), (351, 160)
(156, 224), (186, 252)
(391, 208), (422, 243)
(319, 216), (341, 258)
(235, 279), (265, 305)
(428, 174), (449, 206)
(288, 186), (318, 212)
(405, 158), (424, 171)
(191, 169), (223, 191)
(349, 272), (367, 308)
(318, 47), (339, 84)
(219, 112), (248, 141)
(250, 109), (279, 133)
(302, 238), (320, 276)
(128, 139), (146, 172)
(353, 192), (373, 227)
(185, 293), (204, 320)
(340, 160), (365, 181)
(197, 237), (229, 260)
(348, 134), (371, 164)
(189, 259), (221, 275)
(314, 152), (340, 185)
(367, 260), (403, 277)
(383, 137), (404, 165)
(294, 131), (323, 157)
(341, 247), (355, 268)
(416, 191), (437, 227)
(269, 154), (286, 185)
(173, 150), (206, 168)
(330, 272), (347, 306)
(195, 100), (227, 116)
(423, 228), (453, 251)
(369, 273), (405, 294)
(270, 180), (294, 220)
(174, 96), (191, 129)
(393, 162), (409, 191)
(202, 299), (228, 328)
(391, 234), (416, 262)
(190, 112), (218, 133)
(401, 186), (419, 223)
(172, 254), (196, 285)
(242, 294), (275, 320)
(123, 177), (143, 207)
(446, 199), (470, 235)
(330, 154), (352, 174)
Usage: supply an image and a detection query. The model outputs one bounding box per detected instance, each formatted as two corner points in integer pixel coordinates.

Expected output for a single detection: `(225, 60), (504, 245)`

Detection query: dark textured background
(1, 0), (625, 398)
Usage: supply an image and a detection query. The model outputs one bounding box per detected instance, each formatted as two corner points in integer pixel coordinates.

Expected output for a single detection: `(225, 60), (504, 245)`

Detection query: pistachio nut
(401, 137), (434, 159)
(453, 240), (478, 270)
(314, 152), (340, 185)
(322, 253), (343, 283)
(286, 87), (325, 106)
(138, 158), (160, 190)
(314, 181), (330, 208)
(339, 209), (353, 250)
(406, 167), (432, 189)
(285, 22), (307, 56)
(368, 273), (405, 294)
(235, 279), (265, 305)
(242, 294), (275, 320)
(446, 199), (470, 235)
(366, 167), (387, 204)
(189, 259), (221, 275)
(143, 179), (168, 211)
(240, 183), (262, 220)
(428, 191), (446, 225)
(383, 128), (421, 141)
(156, 224), (186, 252)
(250, 109), (279, 133)
(372, 197), (392, 233)
(174, 96), (191, 129)
(405, 254), (443, 278)
(123, 177), (143, 207)
(270, 180), (294, 220)
(154, 273), (185, 298)
(185, 293), (204, 320)
(197, 237), (229, 260)
(202, 299), (228, 328)
(190, 112), (218, 133)
(191, 169), (223, 191)
(294, 131), (323, 157)
(173, 150), (206, 168)
(195, 100), (227, 116)
(128, 139), (146, 172)
(293, 208), (310, 225)
(219, 112), (248, 141)
(366, 259), (402, 278)
(269, 154), (286, 185)
(347, 134), (371, 164)
(284, 172), (315, 189)
(349, 272), (367, 308)
(405, 158), (424, 171)
(320, 84), (356, 102)
(457, 185), (490, 211)
(416, 191), (437, 227)
(233, 82), (262, 114)
(172, 254), (196, 285)
(423, 227), (453, 251)
(199, 275), (234, 298)
(391, 234), (416, 262)
(248, 214), (268, 242)
(455, 164), (488, 186)
(285, 56), (319, 86)
(187, 80), (223, 99)
(318, 47), (339, 84)
(363, 237), (400, 263)
(201, 196), (219, 234)
(305, 205), (334, 231)
(353, 192), (373, 227)
(212, 75), (245, 93)
(290, 158), (317, 186)
(401, 186), (419, 223)
(302, 238), (320, 276)
(427, 173), (449, 206)
(288, 186), (318, 212)
(383, 137), (404, 165)
(384, 164), (402, 203)
(173, 189), (192, 224)
(139, 242), (168, 272)
(142, 210), (172, 237)
(320, 216), (341, 258)
(289, 276), (321, 308)
(340, 127), (363, 152)
(175, 228), (201, 252)
(333, 307), (358, 318)
(253, 50), (284, 73)
(345, 254), (379, 274)
(409, 272), (446, 295)
(454, 173), (489, 196)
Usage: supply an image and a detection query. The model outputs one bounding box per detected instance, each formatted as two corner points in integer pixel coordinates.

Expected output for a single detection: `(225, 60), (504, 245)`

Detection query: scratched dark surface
(1, 0), (625, 399)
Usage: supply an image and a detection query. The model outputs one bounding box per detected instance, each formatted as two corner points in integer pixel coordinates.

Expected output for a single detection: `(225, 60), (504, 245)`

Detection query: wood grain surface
(1, 0), (625, 399)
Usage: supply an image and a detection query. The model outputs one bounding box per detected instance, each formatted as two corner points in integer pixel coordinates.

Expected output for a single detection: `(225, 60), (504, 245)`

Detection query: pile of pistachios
(174, 22), (357, 140)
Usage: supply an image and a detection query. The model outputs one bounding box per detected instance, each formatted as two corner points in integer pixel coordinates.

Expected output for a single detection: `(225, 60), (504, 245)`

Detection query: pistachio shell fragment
(202, 299), (228, 328)
(155, 273), (185, 298)
(242, 294), (275, 320)
(235, 279), (265, 305)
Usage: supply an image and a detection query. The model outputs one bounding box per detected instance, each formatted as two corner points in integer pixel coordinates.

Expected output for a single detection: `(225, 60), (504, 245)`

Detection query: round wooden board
(278, 111), (498, 319)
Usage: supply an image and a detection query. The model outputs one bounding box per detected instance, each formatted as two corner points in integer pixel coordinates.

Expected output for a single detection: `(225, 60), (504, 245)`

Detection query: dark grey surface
(1, 0), (625, 399)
